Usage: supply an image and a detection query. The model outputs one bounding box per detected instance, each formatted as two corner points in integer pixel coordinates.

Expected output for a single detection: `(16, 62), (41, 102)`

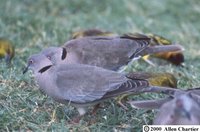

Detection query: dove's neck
(35, 66), (61, 99)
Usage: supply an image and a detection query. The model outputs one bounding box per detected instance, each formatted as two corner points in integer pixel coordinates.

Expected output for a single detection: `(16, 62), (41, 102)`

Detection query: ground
(0, 0), (200, 131)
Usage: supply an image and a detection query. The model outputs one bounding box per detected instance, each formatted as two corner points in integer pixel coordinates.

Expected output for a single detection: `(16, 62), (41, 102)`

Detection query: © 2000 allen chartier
(143, 125), (200, 132)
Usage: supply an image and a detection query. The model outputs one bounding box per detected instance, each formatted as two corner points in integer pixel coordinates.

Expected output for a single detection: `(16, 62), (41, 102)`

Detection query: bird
(116, 72), (177, 109)
(71, 29), (184, 66)
(126, 72), (177, 88)
(124, 33), (184, 66)
(129, 91), (200, 125)
(41, 35), (183, 72)
(129, 87), (200, 110)
(153, 93), (200, 125)
(129, 90), (200, 125)
(0, 38), (15, 65)
(71, 29), (117, 39)
(23, 54), (177, 122)
(146, 33), (184, 66)
(23, 53), (149, 122)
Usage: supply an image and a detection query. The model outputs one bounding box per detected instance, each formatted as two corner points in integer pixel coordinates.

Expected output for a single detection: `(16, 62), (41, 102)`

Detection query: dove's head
(41, 47), (67, 65)
(23, 53), (53, 74)
(173, 93), (194, 120)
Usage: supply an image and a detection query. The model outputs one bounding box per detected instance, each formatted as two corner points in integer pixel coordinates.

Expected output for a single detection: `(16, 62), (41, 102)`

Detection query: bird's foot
(92, 103), (104, 115)
(143, 58), (156, 67)
(117, 101), (128, 110)
(48, 109), (56, 125)
(69, 116), (83, 124)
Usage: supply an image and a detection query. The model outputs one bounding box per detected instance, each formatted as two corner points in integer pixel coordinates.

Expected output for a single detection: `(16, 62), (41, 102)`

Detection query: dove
(71, 29), (184, 66)
(128, 90), (200, 125)
(153, 93), (200, 125)
(23, 54), (148, 120)
(41, 36), (183, 72)
(23, 53), (177, 122)
(129, 87), (200, 110)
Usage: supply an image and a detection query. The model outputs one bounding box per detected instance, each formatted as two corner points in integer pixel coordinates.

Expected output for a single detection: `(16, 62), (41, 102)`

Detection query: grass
(0, 0), (200, 131)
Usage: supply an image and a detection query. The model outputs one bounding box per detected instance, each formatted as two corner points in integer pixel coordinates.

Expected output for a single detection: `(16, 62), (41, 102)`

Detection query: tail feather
(102, 79), (149, 99)
(142, 86), (181, 95)
(139, 44), (184, 57)
(129, 97), (172, 109)
(103, 82), (181, 100)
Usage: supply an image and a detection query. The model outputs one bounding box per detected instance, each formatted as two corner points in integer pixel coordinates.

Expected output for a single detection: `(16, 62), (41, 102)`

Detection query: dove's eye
(29, 59), (34, 64)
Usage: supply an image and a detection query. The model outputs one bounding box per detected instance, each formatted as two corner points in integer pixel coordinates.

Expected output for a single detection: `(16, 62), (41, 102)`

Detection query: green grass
(0, 0), (200, 131)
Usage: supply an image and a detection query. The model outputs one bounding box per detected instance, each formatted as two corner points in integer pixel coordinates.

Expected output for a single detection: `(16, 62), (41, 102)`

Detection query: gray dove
(23, 54), (150, 117)
(129, 88), (200, 125)
(153, 93), (200, 125)
(23, 53), (178, 121)
(129, 87), (200, 110)
(41, 36), (183, 71)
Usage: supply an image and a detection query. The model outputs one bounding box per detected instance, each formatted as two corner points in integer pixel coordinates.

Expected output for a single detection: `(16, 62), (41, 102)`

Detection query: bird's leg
(116, 95), (129, 110)
(70, 115), (83, 124)
(49, 108), (56, 125)
(5, 54), (11, 65)
(92, 103), (104, 115)
(142, 55), (156, 66)
(70, 107), (86, 124)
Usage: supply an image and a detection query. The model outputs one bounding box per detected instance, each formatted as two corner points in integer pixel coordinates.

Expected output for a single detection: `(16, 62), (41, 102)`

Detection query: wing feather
(55, 64), (128, 103)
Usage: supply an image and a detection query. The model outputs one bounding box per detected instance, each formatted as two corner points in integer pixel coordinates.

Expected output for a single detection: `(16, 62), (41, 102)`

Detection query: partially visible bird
(129, 87), (200, 110)
(71, 29), (184, 66)
(0, 38), (15, 64)
(148, 33), (184, 66)
(126, 72), (177, 88)
(42, 35), (152, 71)
(41, 35), (183, 72)
(153, 93), (200, 125)
(71, 29), (117, 39)
(116, 72), (177, 109)
(129, 89), (200, 124)
(123, 33), (184, 66)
